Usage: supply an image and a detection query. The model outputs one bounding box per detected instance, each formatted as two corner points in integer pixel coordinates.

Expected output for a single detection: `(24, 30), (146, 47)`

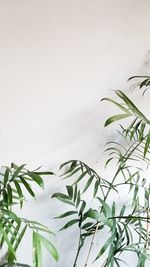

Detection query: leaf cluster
(0, 163), (58, 267)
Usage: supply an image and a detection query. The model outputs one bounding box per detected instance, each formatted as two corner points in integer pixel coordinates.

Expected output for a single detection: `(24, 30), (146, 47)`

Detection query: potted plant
(0, 163), (58, 267)
(52, 76), (150, 267)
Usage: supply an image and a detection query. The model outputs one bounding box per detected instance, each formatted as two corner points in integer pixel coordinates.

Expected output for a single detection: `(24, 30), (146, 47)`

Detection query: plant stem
(73, 228), (82, 267)
(109, 215), (150, 221)
(83, 223), (99, 267)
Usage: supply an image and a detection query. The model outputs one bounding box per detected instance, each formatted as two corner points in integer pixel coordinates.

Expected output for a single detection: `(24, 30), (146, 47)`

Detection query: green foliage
(0, 163), (58, 267)
(52, 76), (150, 266)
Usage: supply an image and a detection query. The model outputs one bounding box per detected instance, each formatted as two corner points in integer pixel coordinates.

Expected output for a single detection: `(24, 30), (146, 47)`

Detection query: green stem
(109, 215), (150, 221)
(73, 228), (82, 267)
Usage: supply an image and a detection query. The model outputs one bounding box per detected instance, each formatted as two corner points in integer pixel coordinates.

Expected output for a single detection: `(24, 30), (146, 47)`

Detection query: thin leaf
(59, 219), (79, 231)
(104, 114), (132, 127)
(19, 177), (35, 198)
(27, 173), (44, 189)
(4, 168), (10, 186)
(54, 210), (77, 219)
(11, 164), (26, 181)
(83, 175), (94, 193)
(66, 185), (73, 199)
(37, 233), (58, 261)
(33, 232), (42, 267)
(95, 235), (114, 260)
(14, 180), (24, 208)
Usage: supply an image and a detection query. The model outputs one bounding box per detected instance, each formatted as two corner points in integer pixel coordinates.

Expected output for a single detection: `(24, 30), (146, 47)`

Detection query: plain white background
(0, 1), (150, 266)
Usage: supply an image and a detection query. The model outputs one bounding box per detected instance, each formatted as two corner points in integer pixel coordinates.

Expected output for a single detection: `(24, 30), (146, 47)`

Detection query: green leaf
(124, 225), (130, 246)
(95, 235), (114, 260)
(14, 180), (24, 208)
(7, 221), (22, 263)
(54, 210), (77, 219)
(3, 189), (8, 205)
(119, 205), (126, 219)
(128, 75), (150, 81)
(84, 209), (101, 220)
(84, 208), (112, 228)
(0, 225), (16, 260)
(76, 190), (81, 208)
(52, 192), (74, 206)
(66, 185), (73, 199)
(62, 166), (81, 178)
(37, 233), (59, 262)
(105, 157), (114, 167)
(111, 202), (115, 217)
(34, 171), (54, 175)
(59, 219), (79, 231)
(82, 222), (94, 229)
(33, 232), (42, 267)
(14, 225), (27, 251)
(73, 184), (77, 203)
(79, 200), (86, 214)
(2, 209), (20, 223)
(104, 114), (132, 127)
(7, 184), (13, 206)
(19, 177), (35, 198)
(4, 168), (10, 186)
(93, 180), (99, 197)
(83, 175), (94, 193)
(27, 173), (44, 189)
(26, 220), (54, 235)
(144, 131), (150, 158)
(3, 221), (20, 261)
(52, 192), (70, 200)
(60, 160), (77, 170)
(116, 90), (150, 123)
(73, 171), (88, 185)
(11, 164), (26, 181)
(96, 198), (112, 217)
(101, 97), (132, 114)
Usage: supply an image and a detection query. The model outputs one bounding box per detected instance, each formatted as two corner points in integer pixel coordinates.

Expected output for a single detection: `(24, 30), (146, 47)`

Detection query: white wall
(0, 0), (150, 266)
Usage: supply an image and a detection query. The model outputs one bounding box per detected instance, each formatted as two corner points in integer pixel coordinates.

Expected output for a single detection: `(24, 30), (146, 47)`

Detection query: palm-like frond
(102, 90), (150, 127)
(102, 90), (150, 159)
(60, 160), (115, 197)
(128, 75), (150, 96)
(105, 127), (150, 169)
(0, 163), (58, 267)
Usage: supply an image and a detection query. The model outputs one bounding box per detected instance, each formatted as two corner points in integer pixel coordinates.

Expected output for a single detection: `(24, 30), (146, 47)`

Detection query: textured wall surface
(0, 0), (150, 266)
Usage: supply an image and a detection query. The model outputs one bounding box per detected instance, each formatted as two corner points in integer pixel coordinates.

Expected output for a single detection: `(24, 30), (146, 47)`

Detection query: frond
(103, 89), (150, 160)
(0, 163), (58, 267)
(59, 160), (113, 197)
(128, 75), (150, 96)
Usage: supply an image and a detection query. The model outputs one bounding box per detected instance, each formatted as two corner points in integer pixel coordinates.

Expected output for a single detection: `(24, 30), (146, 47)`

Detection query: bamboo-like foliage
(0, 163), (58, 267)
(52, 76), (150, 267)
